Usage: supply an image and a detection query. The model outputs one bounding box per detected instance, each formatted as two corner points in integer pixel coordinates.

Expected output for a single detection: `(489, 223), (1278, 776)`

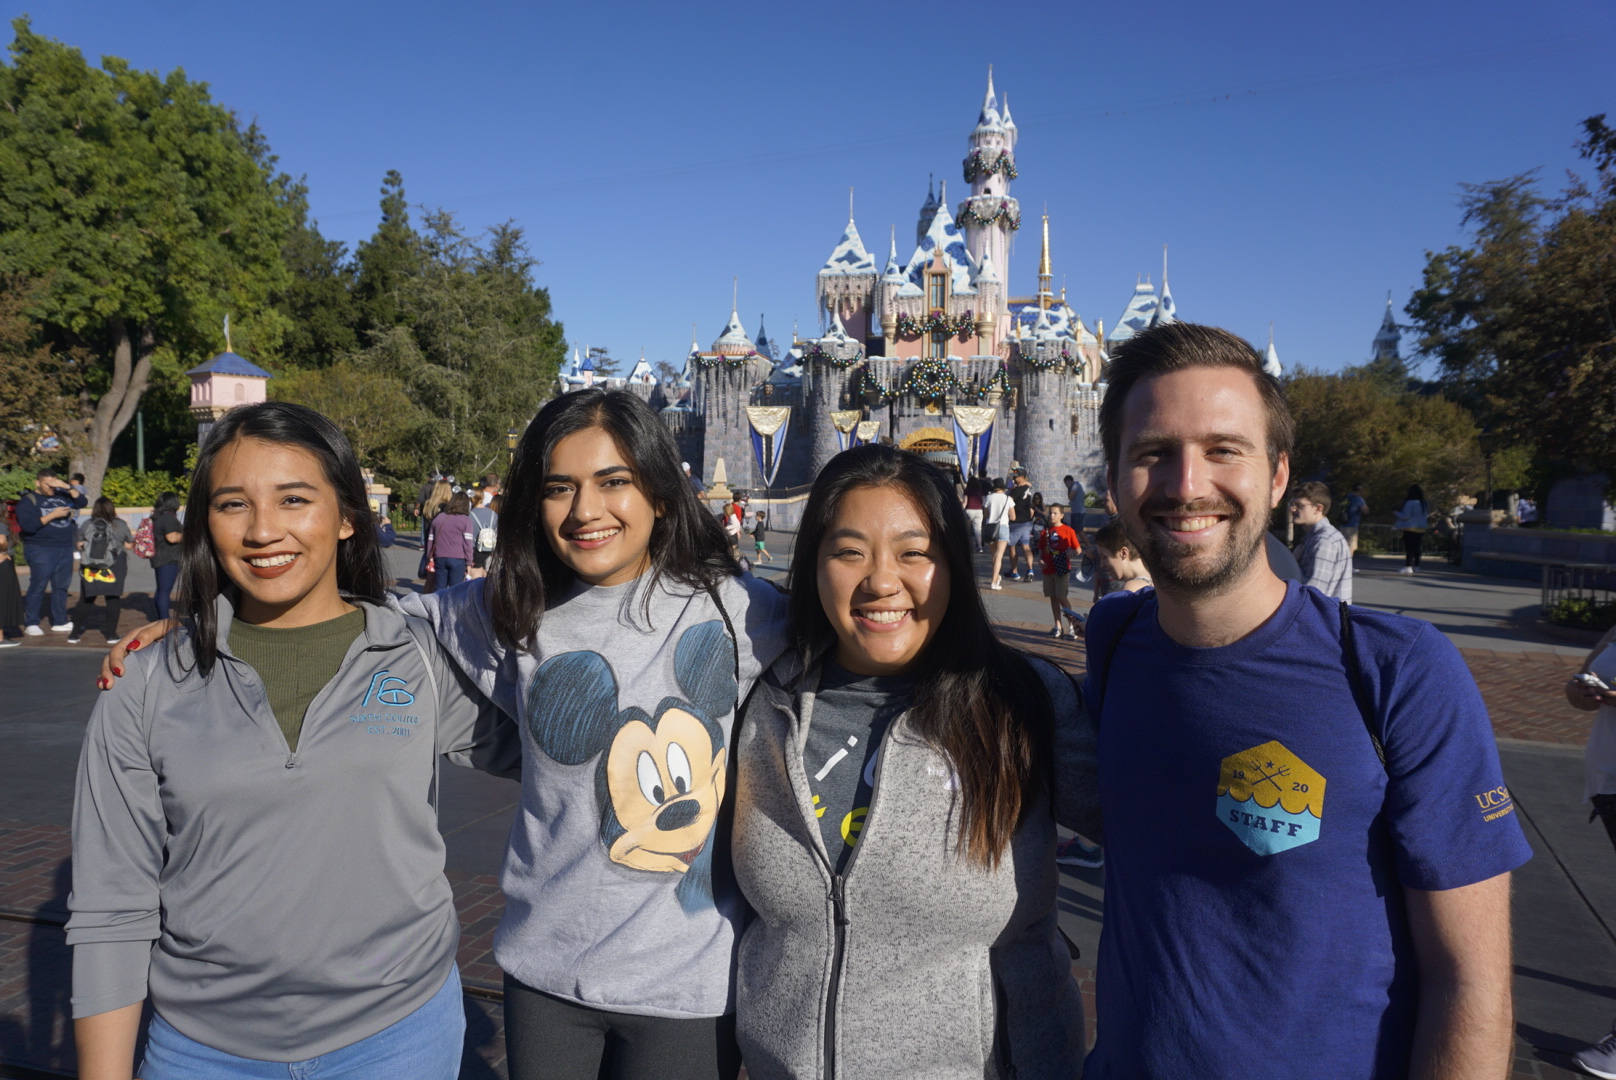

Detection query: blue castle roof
(185, 351), (271, 379)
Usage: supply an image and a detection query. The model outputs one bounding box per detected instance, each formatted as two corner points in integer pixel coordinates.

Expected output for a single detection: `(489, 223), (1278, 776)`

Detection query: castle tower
(1036, 213), (1053, 309)
(1011, 305), (1076, 493)
(817, 197), (879, 344)
(693, 297), (772, 491)
(802, 310), (867, 476)
(958, 68), (1020, 301)
(1372, 293), (1401, 363)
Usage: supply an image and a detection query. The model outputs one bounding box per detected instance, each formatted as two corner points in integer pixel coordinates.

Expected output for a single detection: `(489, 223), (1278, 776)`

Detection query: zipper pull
(829, 874), (848, 926)
(285, 752), (298, 769)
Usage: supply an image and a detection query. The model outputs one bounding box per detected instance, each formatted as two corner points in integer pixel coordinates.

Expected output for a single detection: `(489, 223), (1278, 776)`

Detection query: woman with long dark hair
(731, 444), (1098, 1079)
(69, 497), (133, 645)
(1394, 483), (1429, 574)
(69, 401), (517, 1080)
(408, 387), (788, 1080)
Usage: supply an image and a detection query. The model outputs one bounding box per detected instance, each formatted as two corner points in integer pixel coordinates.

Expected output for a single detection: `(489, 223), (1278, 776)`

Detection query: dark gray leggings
(503, 974), (740, 1080)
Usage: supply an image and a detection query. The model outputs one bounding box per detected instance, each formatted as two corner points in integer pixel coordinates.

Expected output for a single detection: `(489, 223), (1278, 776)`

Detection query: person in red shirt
(1038, 503), (1081, 638)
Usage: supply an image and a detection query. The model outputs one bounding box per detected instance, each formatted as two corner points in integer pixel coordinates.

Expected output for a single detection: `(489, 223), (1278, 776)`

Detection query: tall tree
(0, 18), (292, 498)
(0, 275), (81, 465)
(274, 178), (358, 369)
(352, 170), (419, 338)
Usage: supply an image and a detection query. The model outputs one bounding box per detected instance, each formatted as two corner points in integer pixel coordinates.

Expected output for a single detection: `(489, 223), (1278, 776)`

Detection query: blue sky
(12, 0), (1616, 375)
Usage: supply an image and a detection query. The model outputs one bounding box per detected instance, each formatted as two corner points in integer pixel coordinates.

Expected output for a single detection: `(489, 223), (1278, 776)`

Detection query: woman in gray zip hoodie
(731, 445), (1101, 1080)
(68, 404), (519, 1080)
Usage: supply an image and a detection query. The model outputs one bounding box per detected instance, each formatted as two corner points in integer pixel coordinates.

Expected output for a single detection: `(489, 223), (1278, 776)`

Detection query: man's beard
(1122, 495), (1268, 597)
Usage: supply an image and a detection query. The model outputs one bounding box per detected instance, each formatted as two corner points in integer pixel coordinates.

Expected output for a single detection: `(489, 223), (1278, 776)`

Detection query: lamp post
(1478, 427), (1499, 513)
(507, 425), (519, 465)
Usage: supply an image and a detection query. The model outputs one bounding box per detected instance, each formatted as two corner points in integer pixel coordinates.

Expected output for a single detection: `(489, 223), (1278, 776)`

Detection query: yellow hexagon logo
(1216, 741), (1326, 855)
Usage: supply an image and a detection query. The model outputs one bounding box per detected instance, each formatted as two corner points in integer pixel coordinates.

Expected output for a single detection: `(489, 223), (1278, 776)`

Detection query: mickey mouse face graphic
(525, 621), (736, 911)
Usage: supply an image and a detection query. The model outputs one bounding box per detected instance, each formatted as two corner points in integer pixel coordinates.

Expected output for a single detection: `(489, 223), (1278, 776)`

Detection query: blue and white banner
(747, 406), (791, 487)
(952, 406), (996, 476)
(831, 410), (861, 452)
(853, 420), (882, 448)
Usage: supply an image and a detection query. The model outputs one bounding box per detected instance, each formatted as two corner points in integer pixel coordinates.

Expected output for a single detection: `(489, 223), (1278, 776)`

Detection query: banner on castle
(854, 420), (882, 447)
(747, 406), (791, 488)
(952, 406), (996, 476)
(830, 410), (862, 452)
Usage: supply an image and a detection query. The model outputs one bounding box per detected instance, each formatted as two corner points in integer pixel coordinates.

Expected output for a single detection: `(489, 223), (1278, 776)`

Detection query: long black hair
(174, 401), (386, 679)
(788, 443), (1053, 867)
(489, 388), (733, 652)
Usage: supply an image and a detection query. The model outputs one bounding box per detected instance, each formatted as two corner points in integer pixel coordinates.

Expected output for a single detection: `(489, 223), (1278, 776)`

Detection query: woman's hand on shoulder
(99, 620), (178, 689)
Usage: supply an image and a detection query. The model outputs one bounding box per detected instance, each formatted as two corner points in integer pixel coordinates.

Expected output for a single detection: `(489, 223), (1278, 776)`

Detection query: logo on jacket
(1216, 740), (1326, 856)
(362, 670), (416, 707)
(524, 621), (735, 913)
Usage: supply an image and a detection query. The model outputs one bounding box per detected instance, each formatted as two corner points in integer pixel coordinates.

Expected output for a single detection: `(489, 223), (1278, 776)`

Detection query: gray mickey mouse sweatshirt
(405, 571), (790, 1018)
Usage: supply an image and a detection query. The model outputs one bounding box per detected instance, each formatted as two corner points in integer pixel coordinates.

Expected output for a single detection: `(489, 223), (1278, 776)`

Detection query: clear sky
(11, 0), (1616, 375)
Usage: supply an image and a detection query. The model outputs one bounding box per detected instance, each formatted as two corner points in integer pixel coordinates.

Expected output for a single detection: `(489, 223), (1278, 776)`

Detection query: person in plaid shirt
(1290, 481), (1352, 602)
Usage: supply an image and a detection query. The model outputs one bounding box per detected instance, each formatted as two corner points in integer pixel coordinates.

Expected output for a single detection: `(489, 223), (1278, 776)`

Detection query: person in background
(426, 492), (476, 590)
(1518, 496), (1538, 525)
(0, 530), (24, 648)
(1564, 624), (1616, 1076)
(1290, 481), (1352, 602)
(480, 473), (500, 508)
(751, 510), (771, 563)
(683, 461), (706, 500)
(1005, 470), (1036, 582)
(982, 478), (1012, 590)
(1087, 518), (1153, 605)
(148, 492), (184, 622)
(418, 478), (454, 589)
(70, 498), (134, 645)
(1393, 483), (1430, 574)
(415, 472), (442, 546)
(1341, 482), (1368, 560)
(1038, 503), (1079, 640)
(468, 496), (499, 580)
(962, 473), (986, 553)
(17, 468), (89, 635)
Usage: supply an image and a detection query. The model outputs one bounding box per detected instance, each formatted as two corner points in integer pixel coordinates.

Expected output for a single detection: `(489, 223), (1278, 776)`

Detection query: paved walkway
(1, 541), (1607, 1077)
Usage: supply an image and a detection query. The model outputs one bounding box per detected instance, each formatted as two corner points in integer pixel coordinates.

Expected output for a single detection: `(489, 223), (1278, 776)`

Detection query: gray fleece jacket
(732, 654), (1101, 1080)
(66, 594), (520, 1060)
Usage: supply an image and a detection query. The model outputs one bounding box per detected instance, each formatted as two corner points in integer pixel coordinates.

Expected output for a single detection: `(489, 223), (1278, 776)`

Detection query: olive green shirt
(228, 608), (367, 751)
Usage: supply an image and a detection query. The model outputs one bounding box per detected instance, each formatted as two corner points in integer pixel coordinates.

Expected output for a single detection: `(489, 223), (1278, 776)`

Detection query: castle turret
(694, 295), (772, 491)
(958, 68), (1020, 298)
(817, 197), (879, 344)
(1372, 293), (1400, 363)
(802, 310), (867, 476)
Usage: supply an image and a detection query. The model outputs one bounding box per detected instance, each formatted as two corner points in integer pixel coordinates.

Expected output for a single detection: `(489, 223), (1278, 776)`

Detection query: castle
(559, 71), (1288, 501)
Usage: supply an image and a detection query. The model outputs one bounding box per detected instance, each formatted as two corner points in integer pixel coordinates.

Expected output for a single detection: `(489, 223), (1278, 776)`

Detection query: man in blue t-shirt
(1082, 322), (1530, 1080)
(1342, 481), (1368, 555)
(16, 467), (88, 634)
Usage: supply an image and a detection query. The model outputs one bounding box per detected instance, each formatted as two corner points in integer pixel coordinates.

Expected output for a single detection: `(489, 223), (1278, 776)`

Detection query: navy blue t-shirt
(1081, 581), (1531, 1080)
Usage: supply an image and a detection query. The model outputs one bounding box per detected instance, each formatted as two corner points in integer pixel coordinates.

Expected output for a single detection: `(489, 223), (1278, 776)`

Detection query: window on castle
(928, 273), (946, 310)
(929, 330), (947, 359)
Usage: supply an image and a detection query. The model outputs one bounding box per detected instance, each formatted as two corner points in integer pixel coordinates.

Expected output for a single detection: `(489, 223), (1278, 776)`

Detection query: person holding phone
(1564, 626), (1616, 1075)
(15, 468), (88, 635)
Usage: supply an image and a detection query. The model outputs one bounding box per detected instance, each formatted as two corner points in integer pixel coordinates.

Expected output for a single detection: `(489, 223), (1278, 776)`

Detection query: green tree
(1406, 116), (1616, 484)
(0, 275), (81, 465)
(352, 170), (420, 338)
(586, 345), (620, 378)
(0, 18), (292, 499)
(274, 178), (358, 369)
(270, 361), (422, 473)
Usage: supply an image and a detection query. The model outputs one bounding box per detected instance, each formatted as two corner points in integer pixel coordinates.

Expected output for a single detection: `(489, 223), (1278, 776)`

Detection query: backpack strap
(1338, 600), (1388, 770)
(1089, 598), (1145, 725)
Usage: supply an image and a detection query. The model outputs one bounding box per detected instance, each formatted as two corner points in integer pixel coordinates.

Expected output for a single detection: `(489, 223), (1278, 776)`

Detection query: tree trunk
(83, 317), (155, 502)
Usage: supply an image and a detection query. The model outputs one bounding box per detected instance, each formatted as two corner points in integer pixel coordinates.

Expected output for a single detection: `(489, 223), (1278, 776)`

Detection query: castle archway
(898, 426), (957, 465)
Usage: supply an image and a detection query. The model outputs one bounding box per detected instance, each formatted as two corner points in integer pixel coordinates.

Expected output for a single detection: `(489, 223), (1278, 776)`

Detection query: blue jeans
(141, 966), (464, 1080)
(22, 543), (74, 627)
(154, 562), (180, 621)
(435, 557), (467, 588)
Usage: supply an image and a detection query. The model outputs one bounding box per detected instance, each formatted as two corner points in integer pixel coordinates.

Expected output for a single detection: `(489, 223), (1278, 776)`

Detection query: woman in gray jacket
(731, 445), (1100, 1080)
(69, 403), (518, 1080)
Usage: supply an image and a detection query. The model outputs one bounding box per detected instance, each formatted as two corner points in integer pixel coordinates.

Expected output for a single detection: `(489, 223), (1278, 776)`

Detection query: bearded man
(1079, 322), (1529, 1080)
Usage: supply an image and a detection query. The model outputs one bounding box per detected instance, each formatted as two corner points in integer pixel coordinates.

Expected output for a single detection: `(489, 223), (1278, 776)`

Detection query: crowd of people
(73, 319), (1538, 1080)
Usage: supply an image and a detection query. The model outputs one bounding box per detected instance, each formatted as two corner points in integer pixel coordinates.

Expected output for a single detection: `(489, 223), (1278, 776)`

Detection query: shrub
(1546, 596), (1616, 632)
(100, 467), (187, 507)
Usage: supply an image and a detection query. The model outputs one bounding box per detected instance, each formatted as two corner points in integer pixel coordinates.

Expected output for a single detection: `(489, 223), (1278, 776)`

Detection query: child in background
(752, 510), (771, 562)
(1037, 503), (1081, 639)
(1091, 517), (1154, 600)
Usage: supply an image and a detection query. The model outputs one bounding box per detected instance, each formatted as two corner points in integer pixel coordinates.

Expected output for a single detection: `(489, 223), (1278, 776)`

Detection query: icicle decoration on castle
(746, 406), (792, 487)
(951, 406), (996, 477)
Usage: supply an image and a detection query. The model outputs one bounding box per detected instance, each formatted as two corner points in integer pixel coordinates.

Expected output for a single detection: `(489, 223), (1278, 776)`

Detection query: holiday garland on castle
(1018, 342), (1077, 372)
(855, 359), (1011, 403)
(895, 310), (975, 338)
(693, 350), (761, 369)
(955, 198), (1021, 231)
(962, 147), (1017, 183)
(803, 341), (864, 368)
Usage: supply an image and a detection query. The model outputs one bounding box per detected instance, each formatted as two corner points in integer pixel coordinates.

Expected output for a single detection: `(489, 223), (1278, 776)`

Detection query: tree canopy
(0, 17), (292, 497)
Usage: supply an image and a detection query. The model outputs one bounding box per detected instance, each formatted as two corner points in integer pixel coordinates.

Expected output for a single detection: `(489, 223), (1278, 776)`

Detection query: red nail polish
(128, 640), (140, 650)
(112, 667), (122, 677)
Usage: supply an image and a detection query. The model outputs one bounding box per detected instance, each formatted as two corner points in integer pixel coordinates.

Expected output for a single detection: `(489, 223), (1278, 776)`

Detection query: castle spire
(1037, 212), (1053, 309)
(979, 65), (998, 125)
(1154, 244), (1177, 326)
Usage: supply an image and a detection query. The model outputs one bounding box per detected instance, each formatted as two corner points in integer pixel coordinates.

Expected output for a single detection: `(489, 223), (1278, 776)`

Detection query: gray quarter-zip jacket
(66, 594), (520, 1061)
(732, 654), (1100, 1080)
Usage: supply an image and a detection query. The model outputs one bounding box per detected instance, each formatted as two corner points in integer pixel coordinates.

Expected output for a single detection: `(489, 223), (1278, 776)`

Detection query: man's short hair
(35, 467), (56, 479)
(1063, 474), (1074, 483)
(1099, 322), (1295, 473)
(1292, 481), (1332, 515)
(992, 478), (1006, 491)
